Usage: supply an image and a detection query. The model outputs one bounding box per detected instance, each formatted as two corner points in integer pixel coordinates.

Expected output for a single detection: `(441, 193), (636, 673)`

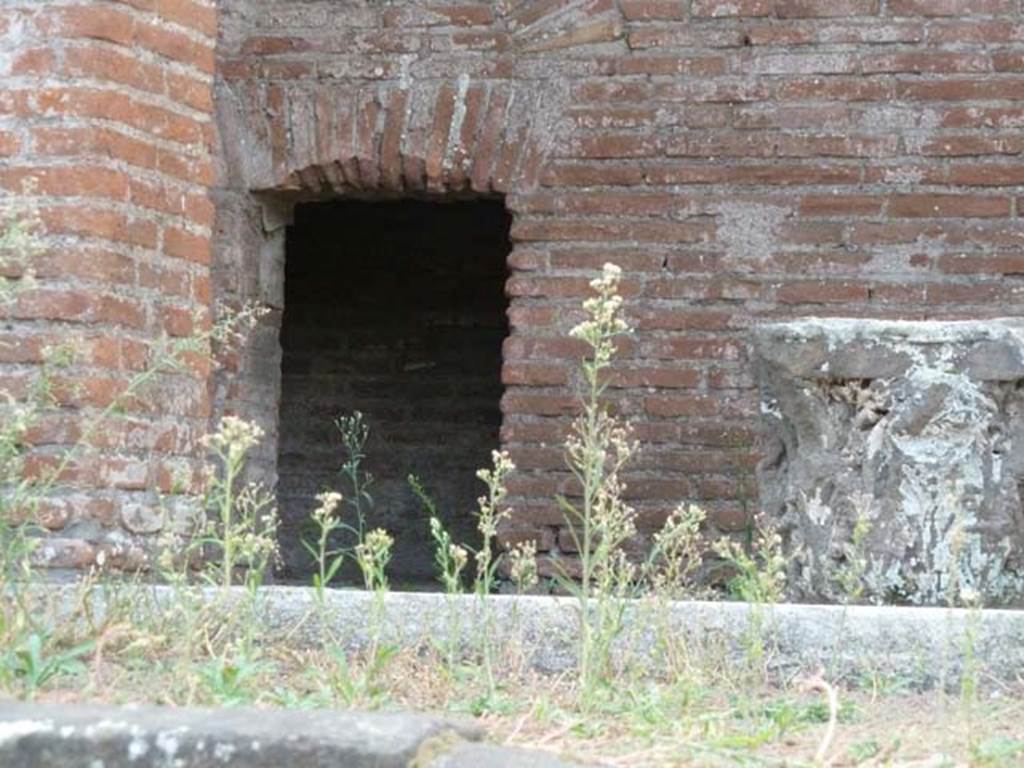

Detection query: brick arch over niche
(209, 2), (621, 578)
(210, 65), (571, 579)
(218, 78), (567, 197)
(270, 79), (556, 197)
(212, 0), (614, 197)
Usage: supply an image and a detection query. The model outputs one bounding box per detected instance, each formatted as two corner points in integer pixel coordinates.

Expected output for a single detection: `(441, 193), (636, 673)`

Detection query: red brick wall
(215, 0), (1024, 573)
(0, 0), (217, 570)
(8, 0), (1024, 576)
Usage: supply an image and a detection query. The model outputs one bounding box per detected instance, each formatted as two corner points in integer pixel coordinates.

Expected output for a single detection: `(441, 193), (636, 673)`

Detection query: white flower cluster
(312, 491), (343, 525)
(475, 449), (515, 484)
(201, 416), (265, 462)
(475, 449), (515, 539)
(428, 515), (469, 593)
(508, 540), (538, 591)
(361, 528), (393, 556)
(646, 503), (707, 596)
(448, 542), (469, 572)
(356, 527), (394, 590)
(210, 302), (270, 350)
(569, 263), (631, 369)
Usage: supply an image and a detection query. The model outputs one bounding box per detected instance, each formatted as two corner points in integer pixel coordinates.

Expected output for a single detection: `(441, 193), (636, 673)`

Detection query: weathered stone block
(754, 318), (1024, 606)
(0, 701), (578, 768)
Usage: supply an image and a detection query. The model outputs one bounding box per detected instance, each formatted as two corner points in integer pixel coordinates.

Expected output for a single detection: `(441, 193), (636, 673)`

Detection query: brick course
(5, 0), (1024, 576)
(0, 0), (217, 570)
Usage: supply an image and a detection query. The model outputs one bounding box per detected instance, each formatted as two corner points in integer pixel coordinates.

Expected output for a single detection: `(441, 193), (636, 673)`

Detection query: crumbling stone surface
(754, 318), (1024, 606)
(0, 701), (576, 768)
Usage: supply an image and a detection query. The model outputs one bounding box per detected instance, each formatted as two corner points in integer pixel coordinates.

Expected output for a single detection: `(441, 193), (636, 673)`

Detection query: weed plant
(0, 216), (1019, 766)
(335, 410), (374, 547)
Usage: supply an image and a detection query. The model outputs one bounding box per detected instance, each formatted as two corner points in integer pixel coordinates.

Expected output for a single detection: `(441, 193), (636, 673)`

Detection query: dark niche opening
(276, 198), (511, 585)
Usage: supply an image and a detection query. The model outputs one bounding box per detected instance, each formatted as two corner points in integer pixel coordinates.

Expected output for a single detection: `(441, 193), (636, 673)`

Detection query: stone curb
(0, 701), (576, 768)
(39, 585), (1024, 688)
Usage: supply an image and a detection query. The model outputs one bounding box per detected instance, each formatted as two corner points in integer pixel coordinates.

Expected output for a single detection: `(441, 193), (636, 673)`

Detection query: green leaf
(325, 555), (344, 582)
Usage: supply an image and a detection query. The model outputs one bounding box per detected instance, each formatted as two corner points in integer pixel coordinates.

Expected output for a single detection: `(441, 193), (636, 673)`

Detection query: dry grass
(19, 630), (1024, 768)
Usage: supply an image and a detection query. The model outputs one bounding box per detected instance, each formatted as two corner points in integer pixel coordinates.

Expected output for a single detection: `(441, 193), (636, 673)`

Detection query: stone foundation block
(754, 318), (1024, 606)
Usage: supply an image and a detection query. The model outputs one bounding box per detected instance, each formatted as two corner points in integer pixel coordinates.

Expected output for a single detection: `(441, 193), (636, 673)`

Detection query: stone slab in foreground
(0, 701), (574, 768)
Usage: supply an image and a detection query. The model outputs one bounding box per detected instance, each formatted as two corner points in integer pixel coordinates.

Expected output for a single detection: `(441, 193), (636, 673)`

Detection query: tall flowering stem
(335, 411), (373, 545)
(558, 263), (638, 703)
(474, 450), (515, 598)
(472, 450), (514, 696)
(306, 491), (344, 605)
(201, 416), (278, 591)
